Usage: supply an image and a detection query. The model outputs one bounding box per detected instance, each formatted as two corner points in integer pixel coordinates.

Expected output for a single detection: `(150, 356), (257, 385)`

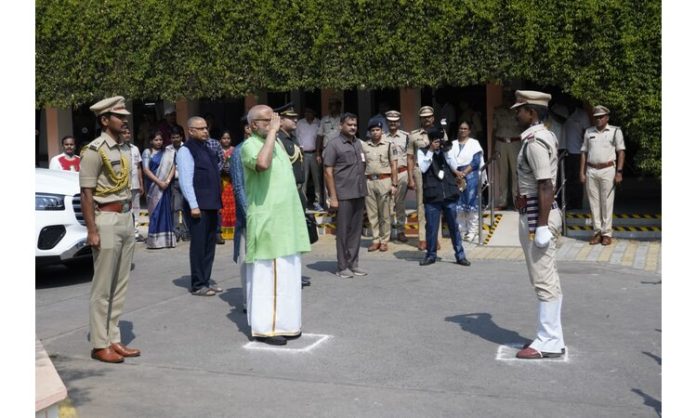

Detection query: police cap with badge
(90, 96), (131, 117)
(385, 110), (401, 121)
(274, 102), (299, 118)
(510, 90), (552, 109)
(367, 117), (383, 130)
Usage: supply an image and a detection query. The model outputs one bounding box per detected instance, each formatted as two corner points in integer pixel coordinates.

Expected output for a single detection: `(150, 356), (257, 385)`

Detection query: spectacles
(190, 126), (208, 130)
(254, 118), (271, 122)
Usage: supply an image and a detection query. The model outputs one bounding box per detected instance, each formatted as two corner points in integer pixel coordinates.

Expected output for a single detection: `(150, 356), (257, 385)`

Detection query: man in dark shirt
(323, 113), (368, 279)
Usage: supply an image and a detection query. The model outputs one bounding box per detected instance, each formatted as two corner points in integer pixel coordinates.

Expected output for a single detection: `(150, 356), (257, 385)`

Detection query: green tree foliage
(36, 0), (661, 174)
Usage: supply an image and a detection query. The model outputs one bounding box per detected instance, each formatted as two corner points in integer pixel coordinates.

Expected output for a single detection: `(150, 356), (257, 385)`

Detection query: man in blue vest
(176, 116), (223, 296)
(417, 127), (471, 267)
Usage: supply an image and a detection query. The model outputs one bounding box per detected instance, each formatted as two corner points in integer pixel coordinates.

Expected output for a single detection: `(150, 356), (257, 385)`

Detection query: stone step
(565, 225), (661, 240)
(565, 212), (661, 227)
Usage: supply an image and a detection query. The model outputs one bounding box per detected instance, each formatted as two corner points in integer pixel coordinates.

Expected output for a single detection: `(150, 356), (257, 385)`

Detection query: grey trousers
(336, 197), (365, 271)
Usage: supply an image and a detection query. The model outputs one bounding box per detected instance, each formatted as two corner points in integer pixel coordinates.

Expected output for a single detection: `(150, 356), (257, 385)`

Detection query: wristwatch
(616, 169), (623, 173)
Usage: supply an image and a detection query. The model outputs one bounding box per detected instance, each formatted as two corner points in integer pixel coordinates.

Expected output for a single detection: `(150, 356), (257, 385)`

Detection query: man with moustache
(323, 113), (368, 278)
(383, 110), (410, 243)
(242, 105), (310, 345)
(275, 103), (306, 209)
(49, 135), (81, 171)
(79, 96), (140, 363)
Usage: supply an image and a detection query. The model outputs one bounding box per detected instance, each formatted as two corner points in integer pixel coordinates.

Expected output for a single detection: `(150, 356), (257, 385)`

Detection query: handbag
(306, 213), (319, 244)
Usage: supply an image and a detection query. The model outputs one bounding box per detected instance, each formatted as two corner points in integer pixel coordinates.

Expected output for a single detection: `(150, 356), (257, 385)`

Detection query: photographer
(416, 127), (471, 267)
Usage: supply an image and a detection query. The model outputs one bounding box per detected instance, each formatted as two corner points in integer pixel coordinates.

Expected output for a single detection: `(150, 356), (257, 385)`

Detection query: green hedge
(36, 0), (661, 174)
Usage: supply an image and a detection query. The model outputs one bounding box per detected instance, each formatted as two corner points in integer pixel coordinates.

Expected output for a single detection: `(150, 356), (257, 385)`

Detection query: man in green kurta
(241, 104), (310, 346)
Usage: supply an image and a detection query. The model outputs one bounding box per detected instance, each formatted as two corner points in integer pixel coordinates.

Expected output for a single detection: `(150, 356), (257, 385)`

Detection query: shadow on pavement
(392, 250), (423, 262)
(218, 288), (252, 340)
(51, 357), (107, 408)
(631, 388), (661, 417)
(36, 260), (93, 289)
(118, 320), (137, 346)
(305, 260), (337, 273)
(172, 275), (191, 290)
(445, 312), (529, 346)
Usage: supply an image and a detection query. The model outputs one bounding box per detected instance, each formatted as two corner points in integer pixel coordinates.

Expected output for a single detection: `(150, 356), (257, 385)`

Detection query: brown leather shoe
(367, 243), (380, 252)
(91, 348), (124, 363)
(111, 342), (141, 357)
(418, 240), (427, 251)
(379, 243), (388, 252)
(589, 233), (602, 245)
(396, 233), (408, 243)
(601, 235), (612, 246)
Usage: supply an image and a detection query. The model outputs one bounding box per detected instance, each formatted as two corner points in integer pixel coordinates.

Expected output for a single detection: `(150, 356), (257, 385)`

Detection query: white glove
(534, 225), (552, 248)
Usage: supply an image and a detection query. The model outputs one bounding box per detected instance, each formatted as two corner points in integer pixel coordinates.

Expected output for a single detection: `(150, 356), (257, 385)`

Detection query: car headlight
(36, 193), (66, 210)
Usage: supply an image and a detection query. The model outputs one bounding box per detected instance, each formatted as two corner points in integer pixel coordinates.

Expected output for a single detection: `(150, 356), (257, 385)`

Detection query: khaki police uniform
(363, 137), (398, 244)
(512, 90), (565, 356)
(80, 102), (135, 350)
(581, 120), (625, 238)
(409, 127), (446, 242)
(384, 110), (410, 237)
(493, 106), (523, 208)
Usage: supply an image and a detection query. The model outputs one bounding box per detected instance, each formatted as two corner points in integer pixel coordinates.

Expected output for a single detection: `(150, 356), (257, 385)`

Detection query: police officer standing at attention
(80, 96), (140, 363)
(383, 110), (410, 243)
(363, 117), (399, 252)
(579, 105), (625, 246)
(510, 90), (566, 360)
(407, 106), (445, 251)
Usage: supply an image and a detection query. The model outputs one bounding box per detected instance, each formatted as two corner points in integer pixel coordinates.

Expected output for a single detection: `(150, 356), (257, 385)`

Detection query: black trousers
(336, 197), (365, 271)
(184, 206), (218, 291)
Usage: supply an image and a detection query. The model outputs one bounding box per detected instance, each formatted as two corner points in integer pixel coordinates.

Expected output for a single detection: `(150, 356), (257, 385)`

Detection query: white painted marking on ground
(243, 333), (332, 353)
(496, 344), (570, 362)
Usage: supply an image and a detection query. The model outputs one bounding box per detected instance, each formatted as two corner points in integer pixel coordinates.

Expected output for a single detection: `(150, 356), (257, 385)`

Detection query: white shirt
(128, 143), (142, 189)
(417, 148), (459, 173)
(295, 118), (320, 152)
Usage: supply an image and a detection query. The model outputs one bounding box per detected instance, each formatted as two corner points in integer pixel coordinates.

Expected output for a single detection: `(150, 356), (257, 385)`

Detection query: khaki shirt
(581, 125), (625, 164)
(407, 129), (448, 160)
(79, 132), (132, 204)
(318, 115), (341, 145)
(516, 124), (558, 197)
(384, 130), (409, 168)
(493, 107), (522, 138)
(362, 138), (398, 175)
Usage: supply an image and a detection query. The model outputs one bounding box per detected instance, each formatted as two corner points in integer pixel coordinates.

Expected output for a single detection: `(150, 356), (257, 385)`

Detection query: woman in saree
(142, 131), (177, 248)
(219, 130), (237, 240)
(448, 121), (486, 242)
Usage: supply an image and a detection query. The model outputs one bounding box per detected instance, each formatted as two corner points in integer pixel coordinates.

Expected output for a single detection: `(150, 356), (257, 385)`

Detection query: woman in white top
(448, 122), (485, 241)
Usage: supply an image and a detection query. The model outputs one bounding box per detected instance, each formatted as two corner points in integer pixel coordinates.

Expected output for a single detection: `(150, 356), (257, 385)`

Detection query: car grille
(72, 194), (85, 226)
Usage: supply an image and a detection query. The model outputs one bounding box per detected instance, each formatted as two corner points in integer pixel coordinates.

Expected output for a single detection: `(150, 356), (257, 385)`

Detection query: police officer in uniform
(363, 117), (399, 252)
(384, 110), (410, 243)
(511, 90), (566, 359)
(579, 105), (625, 246)
(80, 96), (140, 363)
(407, 106), (446, 251)
(275, 103), (306, 210)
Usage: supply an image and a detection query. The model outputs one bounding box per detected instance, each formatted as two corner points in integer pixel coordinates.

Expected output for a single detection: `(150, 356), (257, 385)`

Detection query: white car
(35, 168), (90, 265)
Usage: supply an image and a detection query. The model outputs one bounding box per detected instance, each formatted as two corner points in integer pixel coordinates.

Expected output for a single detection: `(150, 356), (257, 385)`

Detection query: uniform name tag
(361, 152), (366, 162)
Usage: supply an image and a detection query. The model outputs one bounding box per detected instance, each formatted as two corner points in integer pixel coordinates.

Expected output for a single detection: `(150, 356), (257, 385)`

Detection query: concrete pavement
(36, 234), (661, 417)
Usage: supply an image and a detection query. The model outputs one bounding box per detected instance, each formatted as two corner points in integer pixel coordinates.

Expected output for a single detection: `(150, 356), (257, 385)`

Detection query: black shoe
(419, 257), (436, 266)
(456, 258), (471, 266)
(216, 234), (225, 245)
(285, 332), (302, 340)
(301, 277), (311, 287)
(255, 336), (287, 346)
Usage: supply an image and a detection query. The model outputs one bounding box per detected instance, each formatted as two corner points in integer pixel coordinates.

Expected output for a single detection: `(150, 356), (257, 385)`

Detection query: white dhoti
(246, 254), (302, 337)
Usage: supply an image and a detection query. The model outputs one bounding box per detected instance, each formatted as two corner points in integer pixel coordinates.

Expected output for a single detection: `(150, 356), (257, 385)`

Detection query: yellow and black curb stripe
(566, 213), (661, 219)
(481, 214), (503, 245)
(567, 225), (661, 232)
